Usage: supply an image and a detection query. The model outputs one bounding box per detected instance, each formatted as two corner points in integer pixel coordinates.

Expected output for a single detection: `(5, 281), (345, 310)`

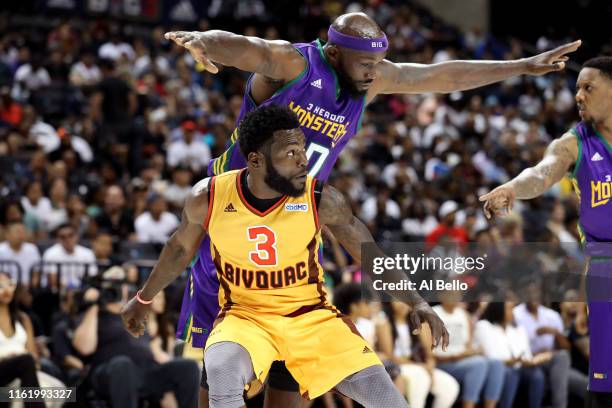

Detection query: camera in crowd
(76, 266), (136, 311)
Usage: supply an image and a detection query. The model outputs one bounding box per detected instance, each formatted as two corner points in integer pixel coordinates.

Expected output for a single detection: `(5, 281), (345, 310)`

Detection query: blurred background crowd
(0, 0), (609, 406)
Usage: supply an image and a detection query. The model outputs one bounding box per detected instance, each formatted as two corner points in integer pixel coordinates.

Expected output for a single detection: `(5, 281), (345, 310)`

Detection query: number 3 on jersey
(247, 226), (278, 266)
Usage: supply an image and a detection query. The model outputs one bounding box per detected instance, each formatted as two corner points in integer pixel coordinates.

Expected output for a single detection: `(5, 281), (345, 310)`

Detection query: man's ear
(247, 151), (264, 169)
(326, 44), (341, 65)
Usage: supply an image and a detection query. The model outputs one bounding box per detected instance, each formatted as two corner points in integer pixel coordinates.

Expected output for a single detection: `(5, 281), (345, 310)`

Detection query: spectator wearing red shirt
(426, 201), (469, 245)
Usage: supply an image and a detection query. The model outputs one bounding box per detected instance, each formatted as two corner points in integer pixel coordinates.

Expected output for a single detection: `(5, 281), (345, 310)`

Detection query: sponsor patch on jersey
(285, 203), (308, 212)
(594, 372), (608, 380)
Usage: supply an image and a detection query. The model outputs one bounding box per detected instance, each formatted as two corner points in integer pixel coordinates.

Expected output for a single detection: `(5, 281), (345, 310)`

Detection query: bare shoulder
(184, 177), (212, 225)
(319, 184), (352, 226)
(260, 39), (306, 81)
(18, 311), (32, 328)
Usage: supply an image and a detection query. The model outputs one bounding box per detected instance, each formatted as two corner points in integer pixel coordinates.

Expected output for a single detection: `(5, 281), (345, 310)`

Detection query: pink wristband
(136, 290), (153, 305)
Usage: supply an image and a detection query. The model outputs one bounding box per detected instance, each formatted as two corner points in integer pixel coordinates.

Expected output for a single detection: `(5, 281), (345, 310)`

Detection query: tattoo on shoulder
(320, 186), (352, 226)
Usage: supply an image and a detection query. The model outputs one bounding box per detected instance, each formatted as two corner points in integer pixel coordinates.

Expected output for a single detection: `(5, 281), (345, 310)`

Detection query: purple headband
(327, 26), (388, 52)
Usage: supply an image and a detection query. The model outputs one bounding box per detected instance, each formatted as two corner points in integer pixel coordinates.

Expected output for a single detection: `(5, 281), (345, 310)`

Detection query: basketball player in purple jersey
(162, 12), (580, 406)
(480, 57), (612, 408)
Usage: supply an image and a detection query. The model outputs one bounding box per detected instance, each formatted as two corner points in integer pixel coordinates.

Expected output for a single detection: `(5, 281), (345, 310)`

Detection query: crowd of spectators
(0, 0), (600, 406)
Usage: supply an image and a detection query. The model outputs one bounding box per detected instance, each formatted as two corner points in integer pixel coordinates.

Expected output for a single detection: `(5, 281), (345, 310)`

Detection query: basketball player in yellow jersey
(122, 104), (448, 407)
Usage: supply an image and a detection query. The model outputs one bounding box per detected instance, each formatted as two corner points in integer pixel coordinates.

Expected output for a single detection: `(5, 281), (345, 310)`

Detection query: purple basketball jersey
(208, 39), (367, 181)
(177, 39), (367, 347)
(571, 122), (612, 392)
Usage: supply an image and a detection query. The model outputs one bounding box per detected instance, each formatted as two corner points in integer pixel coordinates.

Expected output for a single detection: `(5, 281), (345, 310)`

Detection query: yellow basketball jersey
(206, 169), (329, 316)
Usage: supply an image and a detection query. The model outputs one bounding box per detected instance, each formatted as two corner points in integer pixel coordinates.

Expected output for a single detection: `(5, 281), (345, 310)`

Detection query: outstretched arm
(372, 40), (580, 96)
(479, 132), (579, 218)
(165, 30), (305, 81)
(121, 178), (210, 337)
(318, 184), (449, 349)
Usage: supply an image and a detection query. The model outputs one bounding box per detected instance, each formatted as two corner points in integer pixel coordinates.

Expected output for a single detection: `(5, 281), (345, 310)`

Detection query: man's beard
(264, 160), (305, 197)
(337, 69), (368, 99)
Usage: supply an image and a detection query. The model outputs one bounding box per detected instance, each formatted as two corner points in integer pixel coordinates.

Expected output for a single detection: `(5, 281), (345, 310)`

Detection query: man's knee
(465, 355), (489, 372)
(106, 356), (138, 380)
(486, 358), (505, 378)
(204, 342), (255, 408)
(205, 342), (253, 380)
(108, 355), (135, 370)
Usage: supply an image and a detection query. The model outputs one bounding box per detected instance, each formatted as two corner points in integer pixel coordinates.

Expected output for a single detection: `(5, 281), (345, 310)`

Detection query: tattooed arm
(121, 178), (210, 337)
(318, 184), (449, 349)
(479, 132), (579, 218)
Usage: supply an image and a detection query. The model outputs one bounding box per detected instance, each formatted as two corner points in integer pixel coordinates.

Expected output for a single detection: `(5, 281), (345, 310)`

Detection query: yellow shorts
(205, 305), (381, 399)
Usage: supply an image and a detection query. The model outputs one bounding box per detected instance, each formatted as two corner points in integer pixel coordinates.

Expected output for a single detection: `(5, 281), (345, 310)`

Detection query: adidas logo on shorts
(224, 203), (237, 212)
(362, 346), (373, 353)
(592, 152), (604, 162)
(310, 78), (322, 89)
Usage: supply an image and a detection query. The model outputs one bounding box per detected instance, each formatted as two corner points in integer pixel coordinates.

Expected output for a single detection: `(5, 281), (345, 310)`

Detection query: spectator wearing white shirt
(401, 201), (438, 238)
(381, 301), (459, 408)
(98, 34), (135, 62)
(164, 166), (193, 210)
(360, 184), (401, 224)
(381, 154), (418, 190)
(166, 120), (211, 173)
(135, 194), (179, 244)
(433, 296), (505, 408)
(42, 224), (96, 289)
(43, 178), (69, 233)
(475, 301), (546, 408)
(21, 181), (52, 230)
(12, 54), (50, 102)
(0, 222), (40, 285)
(69, 51), (101, 88)
(513, 284), (585, 408)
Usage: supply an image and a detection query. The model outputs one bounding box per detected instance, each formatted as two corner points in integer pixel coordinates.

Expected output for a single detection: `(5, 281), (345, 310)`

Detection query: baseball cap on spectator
(439, 200), (459, 219)
(181, 119), (197, 131)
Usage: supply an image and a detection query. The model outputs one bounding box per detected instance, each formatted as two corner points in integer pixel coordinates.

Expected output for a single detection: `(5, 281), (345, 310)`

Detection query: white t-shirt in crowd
(513, 303), (564, 354)
(0, 242), (41, 284)
(42, 244), (97, 288)
(69, 61), (101, 86)
(360, 197), (401, 223)
(29, 121), (61, 153)
(355, 317), (376, 348)
(14, 64), (51, 90)
(432, 305), (471, 357)
(393, 321), (413, 358)
(166, 139), (211, 173)
(164, 184), (192, 208)
(135, 212), (180, 244)
(21, 197), (53, 225)
(98, 42), (135, 61)
(473, 320), (533, 362)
